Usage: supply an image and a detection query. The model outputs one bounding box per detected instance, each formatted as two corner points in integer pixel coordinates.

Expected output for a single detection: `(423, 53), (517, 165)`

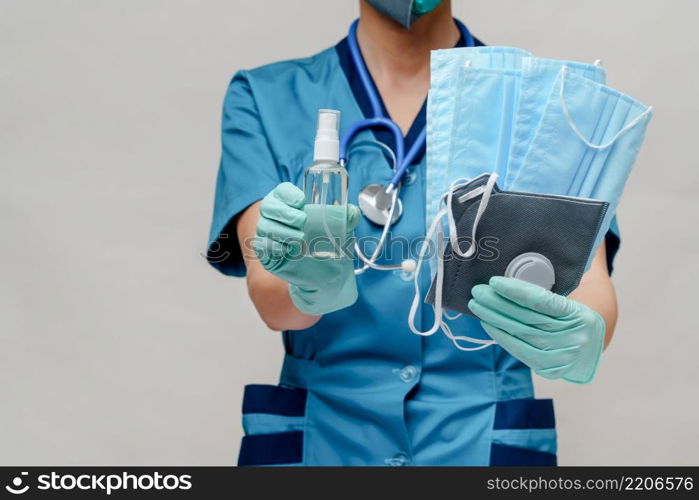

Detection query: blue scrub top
(207, 26), (620, 466)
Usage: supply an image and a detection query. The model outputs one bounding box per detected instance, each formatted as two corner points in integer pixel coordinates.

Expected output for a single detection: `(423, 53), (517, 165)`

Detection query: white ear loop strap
(559, 66), (653, 150)
(440, 318), (496, 351)
(408, 206), (447, 337)
(448, 173), (499, 258)
(408, 174), (498, 350)
(348, 140), (405, 275)
(354, 187), (400, 273)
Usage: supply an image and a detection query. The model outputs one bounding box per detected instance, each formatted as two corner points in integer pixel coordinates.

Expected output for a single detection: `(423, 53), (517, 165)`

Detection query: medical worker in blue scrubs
(207, 0), (620, 466)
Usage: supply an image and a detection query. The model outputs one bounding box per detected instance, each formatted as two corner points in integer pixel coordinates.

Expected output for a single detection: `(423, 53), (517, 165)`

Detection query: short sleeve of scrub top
(207, 71), (281, 277)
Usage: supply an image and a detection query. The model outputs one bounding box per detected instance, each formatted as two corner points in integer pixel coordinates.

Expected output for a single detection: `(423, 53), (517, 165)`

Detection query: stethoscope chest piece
(358, 183), (403, 226)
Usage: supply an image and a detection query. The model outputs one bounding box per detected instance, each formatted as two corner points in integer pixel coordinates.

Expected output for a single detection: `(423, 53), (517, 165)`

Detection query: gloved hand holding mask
(468, 277), (605, 384)
(253, 182), (361, 316)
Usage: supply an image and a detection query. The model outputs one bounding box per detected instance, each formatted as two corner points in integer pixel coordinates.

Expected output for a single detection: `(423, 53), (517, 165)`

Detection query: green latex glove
(467, 277), (606, 384)
(253, 182), (361, 316)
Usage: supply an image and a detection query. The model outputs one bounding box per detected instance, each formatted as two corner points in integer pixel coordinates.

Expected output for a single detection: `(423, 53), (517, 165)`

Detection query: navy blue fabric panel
(335, 21), (484, 166)
(237, 431), (304, 466)
(494, 398), (555, 430)
(242, 384), (307, 417)
(605, 229), (620, 275)
(490, 443), (557, 466)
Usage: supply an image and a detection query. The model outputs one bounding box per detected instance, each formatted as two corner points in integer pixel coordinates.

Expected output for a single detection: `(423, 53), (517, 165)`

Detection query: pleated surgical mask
(447, 67), (521, 186)
(426, 50), (609, 227)
(509, 66), (653, 265)
(505, 58), (607, 187)
(426, 47), (532, 226)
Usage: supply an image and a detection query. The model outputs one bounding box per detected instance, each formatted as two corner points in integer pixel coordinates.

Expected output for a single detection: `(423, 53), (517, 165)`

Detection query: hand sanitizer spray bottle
(303, 110), (350, 259)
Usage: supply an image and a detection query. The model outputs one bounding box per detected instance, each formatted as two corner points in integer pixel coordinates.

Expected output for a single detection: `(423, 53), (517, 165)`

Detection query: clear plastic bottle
(303, 109), (349, 258)
(304, 161), (348, 208)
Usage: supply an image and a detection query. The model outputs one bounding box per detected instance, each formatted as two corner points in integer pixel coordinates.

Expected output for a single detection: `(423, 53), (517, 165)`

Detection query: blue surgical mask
(510, 66), (652, 265)
(506, 58), (607, 187)
(426, 49), (649, 260)
(426, 47), (532, 226)
(365, 0), (443, 29)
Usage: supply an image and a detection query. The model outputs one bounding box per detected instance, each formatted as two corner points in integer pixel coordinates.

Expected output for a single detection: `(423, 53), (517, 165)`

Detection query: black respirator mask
(422, 174), (609, 317)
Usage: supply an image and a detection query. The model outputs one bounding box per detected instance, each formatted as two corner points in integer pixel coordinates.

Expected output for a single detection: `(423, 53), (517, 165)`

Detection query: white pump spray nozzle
(314, 109), (340, 162)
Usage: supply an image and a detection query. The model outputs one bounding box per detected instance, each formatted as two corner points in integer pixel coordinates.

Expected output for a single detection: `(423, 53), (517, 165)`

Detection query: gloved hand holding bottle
(468, 277), (606, 384)
(253, 182), (361, 316)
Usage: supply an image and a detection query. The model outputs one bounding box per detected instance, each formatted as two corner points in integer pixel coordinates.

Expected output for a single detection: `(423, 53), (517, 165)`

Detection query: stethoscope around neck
(340, 19), (475, 274)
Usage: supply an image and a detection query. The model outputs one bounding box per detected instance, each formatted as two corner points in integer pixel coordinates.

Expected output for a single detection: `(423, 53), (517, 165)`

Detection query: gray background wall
(1, 0), (696, 465)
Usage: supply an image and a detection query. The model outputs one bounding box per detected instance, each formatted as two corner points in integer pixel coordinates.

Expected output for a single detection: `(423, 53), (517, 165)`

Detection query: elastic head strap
(448, 173), (499, 258)
(407, 174), (498, 351)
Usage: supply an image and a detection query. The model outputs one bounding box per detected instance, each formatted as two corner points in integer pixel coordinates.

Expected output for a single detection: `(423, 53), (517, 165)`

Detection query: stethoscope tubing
(340, 19), (474, 192)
